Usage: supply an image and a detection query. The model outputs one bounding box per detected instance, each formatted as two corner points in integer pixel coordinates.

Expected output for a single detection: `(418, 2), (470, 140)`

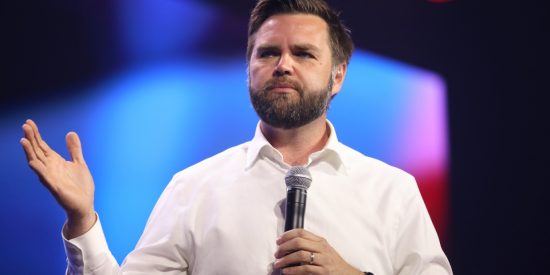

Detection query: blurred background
(1, 0), (548, 274)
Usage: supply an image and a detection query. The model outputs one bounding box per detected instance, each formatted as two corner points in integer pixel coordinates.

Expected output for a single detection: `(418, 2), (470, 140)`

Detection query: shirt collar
(245, 120), (347, 174)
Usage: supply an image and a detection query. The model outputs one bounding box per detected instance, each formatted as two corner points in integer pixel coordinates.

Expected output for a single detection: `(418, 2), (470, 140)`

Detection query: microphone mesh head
(285, 166), (312, 190)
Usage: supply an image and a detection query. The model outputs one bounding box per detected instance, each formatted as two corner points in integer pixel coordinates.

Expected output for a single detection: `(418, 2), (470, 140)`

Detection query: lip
(267, 83), (296, 93)
(269, 87), (295, 93)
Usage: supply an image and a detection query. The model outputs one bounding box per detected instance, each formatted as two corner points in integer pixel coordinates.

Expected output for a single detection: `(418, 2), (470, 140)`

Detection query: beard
(249, 75), (334, 129)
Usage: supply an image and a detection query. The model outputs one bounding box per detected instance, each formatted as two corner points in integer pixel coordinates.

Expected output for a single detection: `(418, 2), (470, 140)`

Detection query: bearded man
(21, 0), (452, 274)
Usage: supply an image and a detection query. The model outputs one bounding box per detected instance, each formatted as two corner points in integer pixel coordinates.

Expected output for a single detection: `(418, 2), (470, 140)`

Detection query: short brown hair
(247, 0), (354, 66)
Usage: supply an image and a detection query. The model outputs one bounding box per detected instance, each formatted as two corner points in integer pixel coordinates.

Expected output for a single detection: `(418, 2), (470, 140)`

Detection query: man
(21, 0), (452, 274)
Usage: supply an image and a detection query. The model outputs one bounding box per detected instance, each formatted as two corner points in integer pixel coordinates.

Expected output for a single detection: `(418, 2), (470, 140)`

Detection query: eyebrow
(255, 45), (280, 53)
(291, 43), (321, 54)
(255, 43), (322, 54)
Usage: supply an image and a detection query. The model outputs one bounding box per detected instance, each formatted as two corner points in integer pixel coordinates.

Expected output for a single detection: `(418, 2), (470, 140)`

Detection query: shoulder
(177, 142), (248, 179)
(338, 143), (414, 181)
(143, 142), (251, 223)
(335, 143), (418, 198)
(163, 141), (250, 193)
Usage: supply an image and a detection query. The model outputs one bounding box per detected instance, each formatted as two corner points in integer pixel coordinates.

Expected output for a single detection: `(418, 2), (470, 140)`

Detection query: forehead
(254, 14), (330, 49)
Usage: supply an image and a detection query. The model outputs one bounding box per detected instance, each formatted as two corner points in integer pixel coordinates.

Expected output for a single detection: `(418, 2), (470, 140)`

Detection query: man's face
(248, 14), (345, 129)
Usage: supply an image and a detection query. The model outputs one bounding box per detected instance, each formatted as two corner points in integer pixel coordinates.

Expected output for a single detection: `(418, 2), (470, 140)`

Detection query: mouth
(266, 83), (297, 93)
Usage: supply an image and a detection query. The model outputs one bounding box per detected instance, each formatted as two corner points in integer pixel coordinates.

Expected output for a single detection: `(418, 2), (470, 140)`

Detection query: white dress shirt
(63, 121), (452, 274)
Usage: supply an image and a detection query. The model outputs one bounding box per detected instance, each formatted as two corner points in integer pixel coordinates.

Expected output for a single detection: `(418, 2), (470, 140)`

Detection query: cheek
(302, 71), (329, 89)
(248, 65), (268, 88)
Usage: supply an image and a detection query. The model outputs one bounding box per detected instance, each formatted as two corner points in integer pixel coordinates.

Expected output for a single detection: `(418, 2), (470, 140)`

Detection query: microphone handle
(284, 188), (307, 231)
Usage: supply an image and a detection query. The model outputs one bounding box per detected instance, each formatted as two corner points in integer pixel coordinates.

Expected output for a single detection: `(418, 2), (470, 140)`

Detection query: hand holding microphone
(274, 166), (365, 275)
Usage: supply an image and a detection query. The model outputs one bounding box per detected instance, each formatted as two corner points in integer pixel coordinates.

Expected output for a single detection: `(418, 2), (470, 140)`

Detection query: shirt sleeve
(61, 175), (191, 275)
(62, 215), (121, 275)
(391, 175), (453, 275)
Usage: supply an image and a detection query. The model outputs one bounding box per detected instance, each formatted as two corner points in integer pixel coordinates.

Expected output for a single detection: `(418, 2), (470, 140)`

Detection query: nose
(274, 53), (293, 77)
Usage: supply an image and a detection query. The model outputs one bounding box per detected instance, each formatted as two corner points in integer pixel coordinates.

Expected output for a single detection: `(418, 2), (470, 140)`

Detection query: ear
(330, 63), (348, 97)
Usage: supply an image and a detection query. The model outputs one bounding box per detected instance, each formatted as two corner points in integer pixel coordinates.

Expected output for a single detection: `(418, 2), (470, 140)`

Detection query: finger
(26, 119), (52, 153)
(22, 123), (47, 162)
(277, 229), (323, 245)
(274, 250), (322, 269)
(66, 131), (85, 163)
(28, 159), (48, 178)
(20, 137), (37, 162)
(281, 263), (324, 274)
(275, 237), (321, 259)
(21, 138), (47, 175)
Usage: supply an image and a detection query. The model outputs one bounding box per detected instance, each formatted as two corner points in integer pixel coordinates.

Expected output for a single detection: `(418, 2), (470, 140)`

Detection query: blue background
(1, 0), (547, 274)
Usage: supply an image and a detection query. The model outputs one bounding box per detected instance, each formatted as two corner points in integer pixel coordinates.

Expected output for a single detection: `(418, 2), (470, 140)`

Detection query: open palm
(21, 119), (96, 237)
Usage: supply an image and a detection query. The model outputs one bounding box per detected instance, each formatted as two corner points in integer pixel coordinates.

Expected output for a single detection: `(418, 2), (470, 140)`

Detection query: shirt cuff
(62, 214), (113, 273)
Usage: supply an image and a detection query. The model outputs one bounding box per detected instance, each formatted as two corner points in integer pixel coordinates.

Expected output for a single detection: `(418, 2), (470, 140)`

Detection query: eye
(295, 51), (314, 59)
(258, 50), (278, 58)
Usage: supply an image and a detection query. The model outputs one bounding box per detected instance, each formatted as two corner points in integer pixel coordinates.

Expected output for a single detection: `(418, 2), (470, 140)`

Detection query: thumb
(66, 131), (85, 163)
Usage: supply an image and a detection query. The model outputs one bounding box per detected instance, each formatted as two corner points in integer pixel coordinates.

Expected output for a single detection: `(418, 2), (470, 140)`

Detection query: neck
(260, 115), (330, 166)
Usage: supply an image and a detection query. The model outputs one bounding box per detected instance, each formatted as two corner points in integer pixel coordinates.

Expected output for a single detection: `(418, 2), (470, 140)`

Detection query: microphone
(284, 166), (312, 231)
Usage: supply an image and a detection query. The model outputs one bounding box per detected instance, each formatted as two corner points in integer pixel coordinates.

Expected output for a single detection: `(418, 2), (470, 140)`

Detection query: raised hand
(20, 119), (96, 239)
(274, 229), (363, 275)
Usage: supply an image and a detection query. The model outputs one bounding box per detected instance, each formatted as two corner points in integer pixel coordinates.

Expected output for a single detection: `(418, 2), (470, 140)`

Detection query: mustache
(262, 77), (303, 96)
